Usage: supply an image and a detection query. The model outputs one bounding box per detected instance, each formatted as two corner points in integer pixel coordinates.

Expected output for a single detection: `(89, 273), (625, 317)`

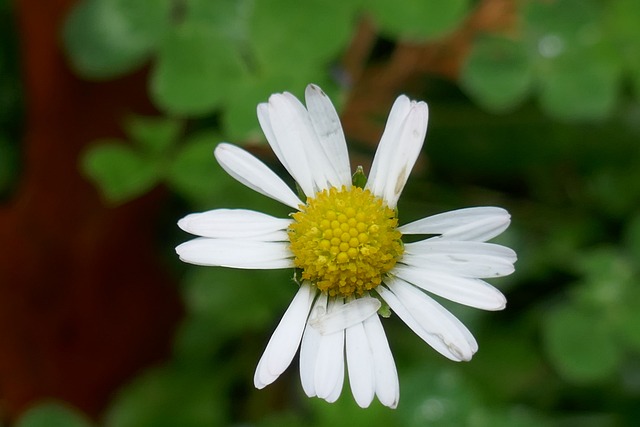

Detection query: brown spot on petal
(394, 166), (408, 196)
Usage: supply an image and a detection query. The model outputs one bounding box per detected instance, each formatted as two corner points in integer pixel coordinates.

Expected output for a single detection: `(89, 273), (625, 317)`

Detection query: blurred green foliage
(0, 0), (22, 200)
(8, 0), (637, 425)
(462, 0), (637, 119)
(15, 402), (94, 427)
(82, 116), (182, 203)
(367, 0), (470, 40)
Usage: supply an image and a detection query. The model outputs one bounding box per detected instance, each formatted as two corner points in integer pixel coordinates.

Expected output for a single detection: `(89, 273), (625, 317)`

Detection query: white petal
(326, 366), (345, 403)
(314, 299), (345, 401)
(280, 92), (343, 191)
(214, 143), (303, 210)
(367, 97), (429, 208)
(261, 92), (341, 196)
(283, 92), (344, 191)
(378, 277), (477, 361)
(256, 103), (285, 168)
(392, 265), (507, 311)
(400, 252), (514, 279)
(305, 84), (352, 187)
(404, 240), (516, 260)
(300, 324), (321, 397)
(366, 96), (411, 196)
(282, 92), (342, 189)
(178, 209), (291, 241)
(300, 293), (327, 397)
(176, 238), (293, 269)
(309, 296), (381, 335)
(254, 282), (316, 389)
(363, 314), (399, 409)
(399, 207), (511, 242)
(346, 321), (375, 408)
(258, 98), (314, 196)
(402, 240), (517, 278)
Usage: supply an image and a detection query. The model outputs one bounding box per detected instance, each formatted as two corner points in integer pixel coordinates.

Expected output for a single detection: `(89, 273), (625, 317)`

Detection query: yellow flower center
(288, 186), (404, 298)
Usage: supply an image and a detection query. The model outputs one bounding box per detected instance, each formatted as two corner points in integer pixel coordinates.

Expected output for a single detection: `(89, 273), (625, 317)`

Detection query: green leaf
(124, 115), (182, 154)
(16, 401), (93, 427)
(82, 142), (160, 204)
(624, 214), (640, 261)
(150, 22), (246, 115)
(537, 47), (620, 120)
(105, 366), (225, 427)
(615, 289), (640, 352)
(461, 36), (533, 112)
(63, 0), (170, 79)
(184, 0), (252, 45)
(367, 0), (470, 41)
(605, 0), (640, 53)
(523, 0), (622, 119)
(524, 0), (600, 48)
(543, 304), (621, 383)
(166, 132), (224, 204)
(249, 0), (357, 71)
(604, 0), (640, 99)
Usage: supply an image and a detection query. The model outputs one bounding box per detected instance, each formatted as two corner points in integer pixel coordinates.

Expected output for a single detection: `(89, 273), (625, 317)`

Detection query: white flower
(176, 84), (516, 409)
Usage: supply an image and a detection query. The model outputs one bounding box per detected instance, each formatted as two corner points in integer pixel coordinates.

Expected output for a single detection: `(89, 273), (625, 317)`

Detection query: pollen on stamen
(288, 186), (403, 298)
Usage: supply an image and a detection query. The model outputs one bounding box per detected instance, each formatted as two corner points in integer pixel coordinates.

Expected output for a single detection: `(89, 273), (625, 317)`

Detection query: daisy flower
(176, 84), (516, 409)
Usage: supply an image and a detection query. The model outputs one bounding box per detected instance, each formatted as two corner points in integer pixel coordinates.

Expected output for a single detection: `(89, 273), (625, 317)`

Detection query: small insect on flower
(176, 84), (516, 409)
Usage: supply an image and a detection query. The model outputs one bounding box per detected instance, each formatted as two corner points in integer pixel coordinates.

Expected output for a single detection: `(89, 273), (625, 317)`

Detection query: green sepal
(352, 165), (367, 188)
(292, 268), (304, 287)
(295, 181), (306, 201)
(377, 300), (391, 318)
(372, 290), (391, 318)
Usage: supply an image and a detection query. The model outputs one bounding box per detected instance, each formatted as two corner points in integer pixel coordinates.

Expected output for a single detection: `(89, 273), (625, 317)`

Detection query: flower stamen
(288, 186), (403, 297)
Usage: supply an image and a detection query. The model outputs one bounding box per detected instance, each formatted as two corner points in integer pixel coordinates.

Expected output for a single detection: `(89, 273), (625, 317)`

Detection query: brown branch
(341, 0), (517, 148)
